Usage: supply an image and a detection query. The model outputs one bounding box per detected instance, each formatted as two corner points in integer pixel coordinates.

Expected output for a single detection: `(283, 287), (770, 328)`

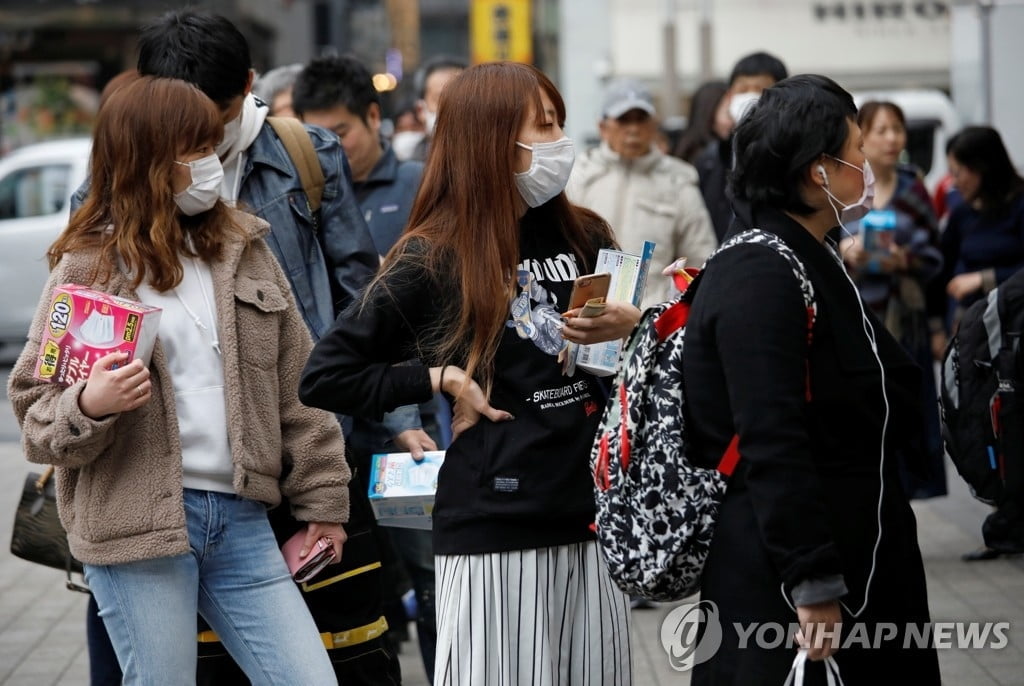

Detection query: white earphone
(817, 164), (829, 186)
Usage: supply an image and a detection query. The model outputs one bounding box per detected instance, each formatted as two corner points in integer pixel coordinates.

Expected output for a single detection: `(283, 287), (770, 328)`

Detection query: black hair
(729, 52), (788, 87)
(945, 131), (960, 156)
(949, 126), (1024, 216)
(673, 79), (728, 163)
(730, 74), (856, 215)
(137, 9), (251, 109)
(292, 55), (379, 122)
(414, 55), (467, 99)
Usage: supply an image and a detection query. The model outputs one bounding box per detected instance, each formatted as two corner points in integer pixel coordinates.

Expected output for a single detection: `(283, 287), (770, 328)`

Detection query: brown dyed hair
(98, 69), (142, 111)
(49, 76), (241, 291)
(857, 100), (906, 133)
(376, 62), (613, 389)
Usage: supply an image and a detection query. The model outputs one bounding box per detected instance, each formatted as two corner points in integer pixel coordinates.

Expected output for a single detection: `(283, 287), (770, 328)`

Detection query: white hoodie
(137, 255), (233, 493)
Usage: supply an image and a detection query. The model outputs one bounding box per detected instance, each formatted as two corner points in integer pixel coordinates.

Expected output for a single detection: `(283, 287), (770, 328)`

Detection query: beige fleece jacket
(567, 141), (718, 307)
(7, 209), (350, 566)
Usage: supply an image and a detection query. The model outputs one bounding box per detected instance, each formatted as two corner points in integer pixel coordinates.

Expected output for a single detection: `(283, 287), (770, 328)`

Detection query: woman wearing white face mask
(8, 76), (350, 684)
(683, 75), (939, 684)
(838, 101), (947, 502)
(300, 62), (638, 685)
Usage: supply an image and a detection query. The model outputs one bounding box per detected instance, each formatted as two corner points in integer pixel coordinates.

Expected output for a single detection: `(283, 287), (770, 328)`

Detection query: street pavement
(1, 363), (1023, 684)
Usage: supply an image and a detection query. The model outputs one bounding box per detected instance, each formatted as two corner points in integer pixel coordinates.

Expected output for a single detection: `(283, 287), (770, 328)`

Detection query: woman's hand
(796, 600), (842, 661)
(430, 366), (514, 439)
(839, 235), (867, 268)
(561, 301), (641, 344)
(303, 521), (347, 562)
(78, 351), (152, 420)
(947, 271), (984, 301)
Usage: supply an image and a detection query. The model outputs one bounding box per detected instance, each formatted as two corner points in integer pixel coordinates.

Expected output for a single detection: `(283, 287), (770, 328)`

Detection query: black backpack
(940, 268), (1024, 550)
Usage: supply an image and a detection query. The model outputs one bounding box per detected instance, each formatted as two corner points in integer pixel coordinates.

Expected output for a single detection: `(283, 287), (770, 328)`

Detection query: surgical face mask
(216, 112), (242, 157)
(423, 108), (438, 136)
(391, 130), (425, 161)
(822, 156), (876, 224)
(514, 136), (575, 208)
(79, 308), (115, 346)
(728, 92), (760, 126)
(174, 154), (224, 216)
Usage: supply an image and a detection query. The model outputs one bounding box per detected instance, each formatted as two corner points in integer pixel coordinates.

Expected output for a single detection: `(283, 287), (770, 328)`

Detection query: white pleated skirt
(435, 540), (633, 686)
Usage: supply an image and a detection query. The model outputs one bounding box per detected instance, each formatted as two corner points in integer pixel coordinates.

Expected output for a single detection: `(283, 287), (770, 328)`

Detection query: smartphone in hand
(281, 529), (336, 583)
(566, 272), (611, 313)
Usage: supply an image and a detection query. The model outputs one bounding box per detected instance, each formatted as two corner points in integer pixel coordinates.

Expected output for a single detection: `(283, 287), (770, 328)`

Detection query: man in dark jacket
(695, 52), (788, 241)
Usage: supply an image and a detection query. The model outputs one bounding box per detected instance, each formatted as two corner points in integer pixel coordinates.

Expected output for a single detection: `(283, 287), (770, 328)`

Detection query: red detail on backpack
(655, 301), (690, 342)
(619, 383), (631, 472)
(991, 394), (1006, 479)
(671, 267), (702, 293)
(717, 434), (741, 476)
(595, 433), (611, 491)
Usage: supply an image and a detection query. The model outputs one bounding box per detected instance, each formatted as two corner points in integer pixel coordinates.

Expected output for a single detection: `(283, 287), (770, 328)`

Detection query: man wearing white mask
(696, 52), (788, 240)
(409, 55), (466, 162)
(567, 78), (717, 307)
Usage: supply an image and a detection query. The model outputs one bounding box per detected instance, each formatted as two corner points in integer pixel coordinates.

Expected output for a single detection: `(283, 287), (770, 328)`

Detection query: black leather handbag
(10, 466), (89, 592)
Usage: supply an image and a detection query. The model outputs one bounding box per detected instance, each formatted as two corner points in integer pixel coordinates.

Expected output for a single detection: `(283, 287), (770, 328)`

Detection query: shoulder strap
(714, 228), (817, 327)
(267, 116), (325, 213)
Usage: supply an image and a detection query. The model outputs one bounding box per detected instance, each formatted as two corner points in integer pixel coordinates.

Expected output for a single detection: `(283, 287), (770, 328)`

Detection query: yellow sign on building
(471, 0), (533, 64)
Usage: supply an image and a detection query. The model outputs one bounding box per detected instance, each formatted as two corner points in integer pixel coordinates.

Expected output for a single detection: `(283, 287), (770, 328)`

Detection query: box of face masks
(367, 451), (445, 530)
(33, 284), (162, 387)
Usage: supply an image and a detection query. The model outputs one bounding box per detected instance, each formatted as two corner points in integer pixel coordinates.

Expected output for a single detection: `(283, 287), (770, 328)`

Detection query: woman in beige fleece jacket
(7, 77), (349, 685)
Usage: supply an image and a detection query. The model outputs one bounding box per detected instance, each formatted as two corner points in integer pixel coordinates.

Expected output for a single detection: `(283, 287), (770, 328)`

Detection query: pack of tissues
(33, 284), (162, 387)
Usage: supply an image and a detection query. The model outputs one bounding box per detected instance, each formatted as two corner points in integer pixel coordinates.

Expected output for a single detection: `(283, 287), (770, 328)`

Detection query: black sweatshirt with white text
(299, 206), (608, 554)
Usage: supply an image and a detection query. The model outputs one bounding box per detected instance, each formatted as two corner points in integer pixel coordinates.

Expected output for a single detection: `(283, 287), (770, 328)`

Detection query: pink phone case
(281, 529), (335, 583)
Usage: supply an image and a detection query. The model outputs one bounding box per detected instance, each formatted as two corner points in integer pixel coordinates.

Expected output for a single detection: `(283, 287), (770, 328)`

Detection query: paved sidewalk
(2, 395), (1023, 683)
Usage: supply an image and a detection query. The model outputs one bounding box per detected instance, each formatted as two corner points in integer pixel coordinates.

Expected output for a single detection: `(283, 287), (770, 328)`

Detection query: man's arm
(307, 125), (380, 315)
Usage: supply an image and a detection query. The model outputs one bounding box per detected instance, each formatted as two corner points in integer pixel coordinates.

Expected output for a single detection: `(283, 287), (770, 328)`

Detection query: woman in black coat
(683, 75), (940, 684)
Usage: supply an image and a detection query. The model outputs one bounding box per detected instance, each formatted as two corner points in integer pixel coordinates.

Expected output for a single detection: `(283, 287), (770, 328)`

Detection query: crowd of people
(7, 7), (1024, 686)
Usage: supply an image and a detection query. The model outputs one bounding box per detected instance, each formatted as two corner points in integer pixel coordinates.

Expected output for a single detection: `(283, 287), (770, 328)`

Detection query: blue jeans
(84, 488), (336, 686)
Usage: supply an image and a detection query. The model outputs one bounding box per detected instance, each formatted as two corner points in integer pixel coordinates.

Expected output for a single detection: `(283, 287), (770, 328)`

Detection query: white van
(0, 138), (91, 346)
(852, 89), (961, 195)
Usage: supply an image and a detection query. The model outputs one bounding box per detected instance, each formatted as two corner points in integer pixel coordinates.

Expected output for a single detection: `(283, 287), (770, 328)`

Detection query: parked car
(0, 137), (91, 346)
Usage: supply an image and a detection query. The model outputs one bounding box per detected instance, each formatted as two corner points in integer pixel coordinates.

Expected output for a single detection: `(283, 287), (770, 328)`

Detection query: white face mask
(823, 156), (876, 224)
(423, 108), (438, 136)
(728, 92), (760, 127)
(391, 130), (425, 161)
(79, 309), (115, 346)
(514, 137), (575, 208)
(216, 112), (242, 158)
(174, 154), (224, 216)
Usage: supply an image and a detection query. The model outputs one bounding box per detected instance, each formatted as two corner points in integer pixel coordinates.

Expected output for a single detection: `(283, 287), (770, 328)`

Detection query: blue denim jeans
(84, 488), (337, 686)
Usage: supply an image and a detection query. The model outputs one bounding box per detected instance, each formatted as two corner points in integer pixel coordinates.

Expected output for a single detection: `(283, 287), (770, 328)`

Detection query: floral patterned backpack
(590, 229), (816, 601)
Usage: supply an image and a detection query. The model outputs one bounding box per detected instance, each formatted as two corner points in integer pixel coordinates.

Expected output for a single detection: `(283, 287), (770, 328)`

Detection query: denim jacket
(242, 122), (379, 340)
(70, 123), (379, 342)
(243, 123), (423, 439)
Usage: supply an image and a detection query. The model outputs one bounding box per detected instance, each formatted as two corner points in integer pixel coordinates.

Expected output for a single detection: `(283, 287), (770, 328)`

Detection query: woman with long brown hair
(7, 76), (349, 684)
(300, 62), (637, 684)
